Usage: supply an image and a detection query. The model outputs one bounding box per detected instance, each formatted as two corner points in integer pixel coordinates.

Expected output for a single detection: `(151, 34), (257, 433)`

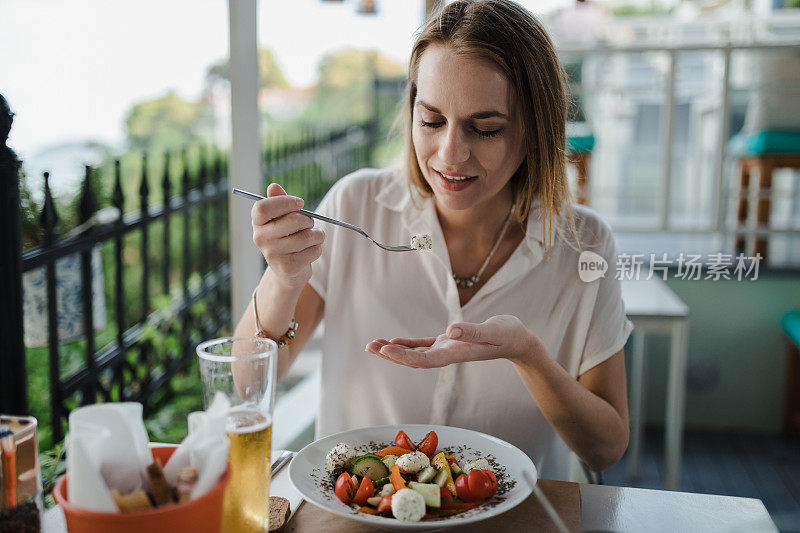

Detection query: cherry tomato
(483, 469), (498, 496)
(335, 472), (357, 504)
(376, 494), (392, 515)
(440, 486), (453, 502)
(352, 475), (374, 506)
(394, 430), (416, 451)
(467, 469), (494, 501)
(455, 473), (474, 502)
(417, 431), (438, 458)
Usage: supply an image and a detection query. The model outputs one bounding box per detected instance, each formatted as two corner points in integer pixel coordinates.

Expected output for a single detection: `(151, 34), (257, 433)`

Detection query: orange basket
(53, 445), (230, 533)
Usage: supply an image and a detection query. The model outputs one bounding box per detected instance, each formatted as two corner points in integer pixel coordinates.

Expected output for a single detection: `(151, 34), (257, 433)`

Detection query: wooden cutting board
(281, 478), (581, 532)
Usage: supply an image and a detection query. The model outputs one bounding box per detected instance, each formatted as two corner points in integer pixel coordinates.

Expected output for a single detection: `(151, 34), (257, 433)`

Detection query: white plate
(288, 424), (537, 532)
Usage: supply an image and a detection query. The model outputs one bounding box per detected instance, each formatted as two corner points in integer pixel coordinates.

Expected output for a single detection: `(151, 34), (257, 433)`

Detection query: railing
(1, 88), (379, 449)
(263, 120), (378, 208)
(7, 149), (231, 446)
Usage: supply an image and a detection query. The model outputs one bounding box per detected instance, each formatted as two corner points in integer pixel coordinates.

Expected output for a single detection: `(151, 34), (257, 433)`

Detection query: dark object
(0, 93), (28, 416)
(783, 311), (800, 436)
(0, 415), (41, 533)
(0, 498), (40, 533)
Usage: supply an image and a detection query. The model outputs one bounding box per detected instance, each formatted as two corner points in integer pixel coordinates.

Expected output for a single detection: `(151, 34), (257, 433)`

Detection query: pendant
(453, 274), (480, 289)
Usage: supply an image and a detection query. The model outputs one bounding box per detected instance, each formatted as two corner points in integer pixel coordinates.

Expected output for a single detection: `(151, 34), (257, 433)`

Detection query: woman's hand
(251, 183), (325, 290)
(365, 315), (546, 369)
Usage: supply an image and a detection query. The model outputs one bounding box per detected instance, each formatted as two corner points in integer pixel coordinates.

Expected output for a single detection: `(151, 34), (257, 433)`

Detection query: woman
(234, 0), (632, 480)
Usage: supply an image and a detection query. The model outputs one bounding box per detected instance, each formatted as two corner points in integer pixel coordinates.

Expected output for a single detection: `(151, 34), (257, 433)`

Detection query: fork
(232, 188), (416, 252)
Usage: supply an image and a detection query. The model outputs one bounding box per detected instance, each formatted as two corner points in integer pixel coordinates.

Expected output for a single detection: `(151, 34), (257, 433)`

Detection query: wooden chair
(731, 130), (800, 263)
(567, 122), (595, 206)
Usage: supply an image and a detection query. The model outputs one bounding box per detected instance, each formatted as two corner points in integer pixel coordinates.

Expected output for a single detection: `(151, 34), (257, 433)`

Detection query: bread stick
(175, 466), (199, 503)
(146, 458), (176, 506)
(111, 489), (153, 513)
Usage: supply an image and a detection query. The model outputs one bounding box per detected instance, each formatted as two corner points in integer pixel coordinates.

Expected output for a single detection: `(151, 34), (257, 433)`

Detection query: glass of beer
(196, 337), (278, 533)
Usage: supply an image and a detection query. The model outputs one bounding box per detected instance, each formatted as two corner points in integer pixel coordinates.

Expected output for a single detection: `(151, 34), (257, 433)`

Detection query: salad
(324, 429), (499, 522)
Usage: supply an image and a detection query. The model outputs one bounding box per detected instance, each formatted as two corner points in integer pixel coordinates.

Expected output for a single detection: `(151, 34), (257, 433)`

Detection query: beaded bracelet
(252, 287), (298, 347)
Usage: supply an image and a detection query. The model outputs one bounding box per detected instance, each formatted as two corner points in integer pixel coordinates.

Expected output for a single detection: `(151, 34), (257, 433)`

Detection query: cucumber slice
(350, 454), (391, 481)
(408, 482), (441, 508)
(433, 469), (449, 488)
(416, 466), (437, 483)
(381, 454), (399, 470)
(450, 462), (463, 476)
(373, 476), (391, 490)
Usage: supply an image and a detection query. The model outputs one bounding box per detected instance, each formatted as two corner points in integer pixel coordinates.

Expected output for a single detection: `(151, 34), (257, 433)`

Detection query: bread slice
(268, 496), (291, 531)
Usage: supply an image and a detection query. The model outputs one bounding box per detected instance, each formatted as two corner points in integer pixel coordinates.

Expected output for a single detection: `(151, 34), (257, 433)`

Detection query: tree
(124, 91), (204, 152)
(206, 48), (289, 89)
(304, 47), (405, 124)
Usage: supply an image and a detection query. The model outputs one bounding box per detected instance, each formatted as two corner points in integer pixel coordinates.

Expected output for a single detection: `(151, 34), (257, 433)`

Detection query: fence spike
(212, 146), (221, 183)
(112, 159), (124, 212)
(78, 165), (96, 224)
(140, 152), (150, 210)
(40, 171), (59, 244)
(198, 145), (207, 189)
(182, 148), (191, 195)
(162, 151), (172, 202)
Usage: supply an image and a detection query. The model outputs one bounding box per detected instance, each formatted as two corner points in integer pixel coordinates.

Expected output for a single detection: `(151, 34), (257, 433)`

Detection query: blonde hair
(404, 0), (580, 255)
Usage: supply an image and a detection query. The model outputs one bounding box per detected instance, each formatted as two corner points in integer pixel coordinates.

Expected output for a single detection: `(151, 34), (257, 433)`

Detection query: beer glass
(197, 337), (278, 533)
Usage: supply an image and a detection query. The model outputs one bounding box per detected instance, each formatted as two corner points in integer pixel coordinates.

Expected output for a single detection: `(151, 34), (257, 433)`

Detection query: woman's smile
(435, 169), (479, 191)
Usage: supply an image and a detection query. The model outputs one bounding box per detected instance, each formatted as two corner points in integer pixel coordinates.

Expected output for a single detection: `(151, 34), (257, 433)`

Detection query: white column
(228, 0), (263, 325)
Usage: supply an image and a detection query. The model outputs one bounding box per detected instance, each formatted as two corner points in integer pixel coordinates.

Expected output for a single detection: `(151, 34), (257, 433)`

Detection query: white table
(580, 483), (777, 532)
(621, 277), (690, 491)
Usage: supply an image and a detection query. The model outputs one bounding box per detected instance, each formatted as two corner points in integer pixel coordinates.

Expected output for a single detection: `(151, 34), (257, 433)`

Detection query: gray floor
(604, 428), (800, 532)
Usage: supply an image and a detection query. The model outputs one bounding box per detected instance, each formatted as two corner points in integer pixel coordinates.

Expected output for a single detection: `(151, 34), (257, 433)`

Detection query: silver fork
(232, 188), (416, 252)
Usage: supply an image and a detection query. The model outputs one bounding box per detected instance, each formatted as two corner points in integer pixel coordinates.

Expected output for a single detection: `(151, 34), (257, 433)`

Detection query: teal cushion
(783, 311), (800, 348)
(566, 122), (595, 154)
(567, 134), (595, 153)
(730, 130), (800, 156)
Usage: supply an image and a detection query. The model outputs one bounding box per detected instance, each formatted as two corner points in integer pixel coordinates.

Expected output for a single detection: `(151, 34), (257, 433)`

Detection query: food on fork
(410, 233), (433, 250)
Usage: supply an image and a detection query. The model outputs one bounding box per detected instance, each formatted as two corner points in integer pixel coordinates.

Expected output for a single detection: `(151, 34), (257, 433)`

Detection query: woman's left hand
(365, 315), (545, 369)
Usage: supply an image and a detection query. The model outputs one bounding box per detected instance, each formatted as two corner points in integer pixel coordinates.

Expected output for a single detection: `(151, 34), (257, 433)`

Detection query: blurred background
(1, 0), (800, 529)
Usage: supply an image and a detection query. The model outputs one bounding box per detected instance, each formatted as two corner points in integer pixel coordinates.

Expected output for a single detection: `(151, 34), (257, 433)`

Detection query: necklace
(453, 207), (515, 289)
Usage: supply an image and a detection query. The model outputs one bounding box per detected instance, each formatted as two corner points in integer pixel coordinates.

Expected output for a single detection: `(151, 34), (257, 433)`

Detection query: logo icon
(578, 251), (608, 282)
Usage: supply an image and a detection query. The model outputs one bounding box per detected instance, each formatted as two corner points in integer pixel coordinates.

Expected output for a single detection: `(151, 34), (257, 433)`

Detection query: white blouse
(308, 168), (633, 480)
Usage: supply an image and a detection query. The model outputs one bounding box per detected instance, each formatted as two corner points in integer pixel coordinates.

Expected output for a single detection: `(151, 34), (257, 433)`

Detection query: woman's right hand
(251, 183), (325, 289)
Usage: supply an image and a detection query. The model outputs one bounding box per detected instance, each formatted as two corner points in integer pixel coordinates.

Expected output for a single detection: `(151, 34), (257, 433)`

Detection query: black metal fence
(0, 88), (379, 448)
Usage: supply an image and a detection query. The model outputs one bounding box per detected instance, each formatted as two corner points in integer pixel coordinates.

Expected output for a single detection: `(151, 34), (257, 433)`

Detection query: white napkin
(162, 392), (231, 499)
(66, 403), (153, 512)
(65, 396), (232, 511)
